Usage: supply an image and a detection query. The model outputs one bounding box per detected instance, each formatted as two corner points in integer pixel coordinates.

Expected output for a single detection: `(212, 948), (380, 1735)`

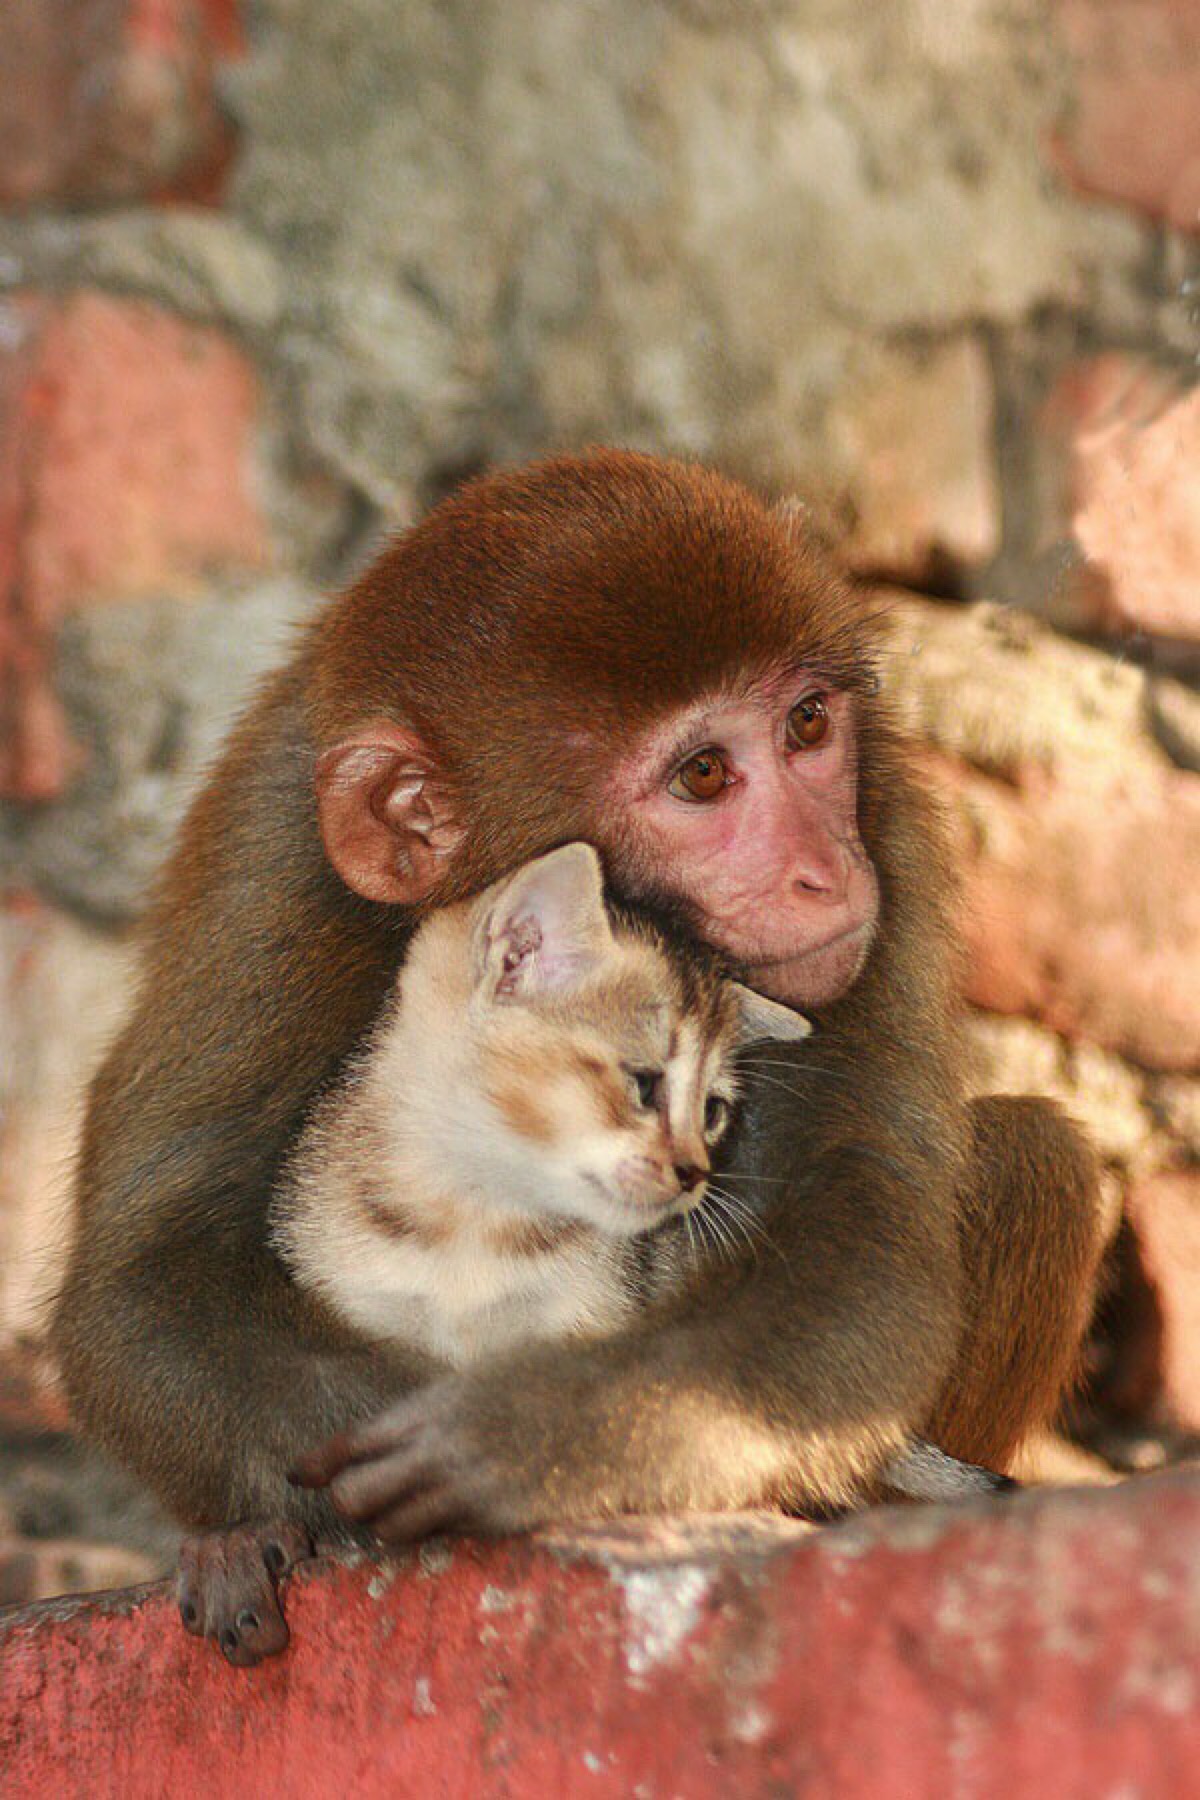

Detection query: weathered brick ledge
(1, 1471), (1197, 1798)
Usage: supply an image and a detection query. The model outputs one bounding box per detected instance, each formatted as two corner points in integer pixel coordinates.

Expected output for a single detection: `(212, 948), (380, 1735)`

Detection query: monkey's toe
(176, 1519), (313, 1667)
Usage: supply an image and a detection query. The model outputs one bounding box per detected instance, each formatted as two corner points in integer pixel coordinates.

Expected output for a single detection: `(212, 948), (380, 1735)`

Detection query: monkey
(51, 452), (1101, 1668)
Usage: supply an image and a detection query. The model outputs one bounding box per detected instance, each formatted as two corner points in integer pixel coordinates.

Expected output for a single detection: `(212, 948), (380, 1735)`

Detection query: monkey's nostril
(674, 1163), (706, 1192)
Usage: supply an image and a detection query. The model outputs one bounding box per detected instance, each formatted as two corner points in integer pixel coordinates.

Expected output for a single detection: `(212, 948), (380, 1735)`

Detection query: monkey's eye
(668, 749), (728, 802)
(786, 694), (830, 751)
(704, 1095), (731, 1140)
(629, 1069), (663, 1110)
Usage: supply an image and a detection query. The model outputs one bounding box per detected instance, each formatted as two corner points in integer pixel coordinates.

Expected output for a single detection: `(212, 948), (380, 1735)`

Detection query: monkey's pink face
(617, 674), (879, 1009)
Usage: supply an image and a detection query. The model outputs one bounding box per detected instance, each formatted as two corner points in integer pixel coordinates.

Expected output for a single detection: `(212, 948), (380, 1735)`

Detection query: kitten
(271, 842), (808, 1365)
(271, 842), (1016, 1504)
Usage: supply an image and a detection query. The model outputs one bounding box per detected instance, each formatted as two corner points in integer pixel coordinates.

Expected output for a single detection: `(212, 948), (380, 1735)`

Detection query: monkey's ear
(475, 843), (614, 1001)
(730, 984), (813, 1046)
(315, 725), (463, 905)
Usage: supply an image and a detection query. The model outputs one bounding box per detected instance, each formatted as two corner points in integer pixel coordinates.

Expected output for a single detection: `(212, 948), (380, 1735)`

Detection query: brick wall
(0, 0), (1198, 1590)
(4, 1480), (1199, 1798)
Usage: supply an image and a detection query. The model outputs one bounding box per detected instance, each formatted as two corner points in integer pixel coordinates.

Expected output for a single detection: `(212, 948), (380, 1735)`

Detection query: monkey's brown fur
(52, 451), (1106, 1531)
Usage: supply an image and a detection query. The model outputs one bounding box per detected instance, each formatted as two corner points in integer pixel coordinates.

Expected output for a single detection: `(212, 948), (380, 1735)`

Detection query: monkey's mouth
(740, 918), (874, 1007)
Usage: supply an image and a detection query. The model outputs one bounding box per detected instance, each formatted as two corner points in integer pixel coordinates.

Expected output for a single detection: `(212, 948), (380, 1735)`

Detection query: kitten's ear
(475, 843), (614, 1001)
(731, 984), (813, 1046)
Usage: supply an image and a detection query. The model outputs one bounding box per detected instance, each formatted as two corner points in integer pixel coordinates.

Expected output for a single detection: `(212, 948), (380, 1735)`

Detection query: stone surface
(1033, 356), (1200, 644)
(942, 755), (1200, 1072)
(882, 594), (1159, 778)
(0, 211), (288, 334)
(1125, 1173), (1200, 1430)
(824, 337), (1000, 582)
(1150, 1077), (1200, 1162)
(1050, 0), (1200, 234)
(220, 0), (1140, 507)
(0, 292), (268, 801)
(884, 598), (1200, 1071)
(0, 0), (236, 211)
(2, 1475), (1199, 1797)
(2, 579), (318, 921)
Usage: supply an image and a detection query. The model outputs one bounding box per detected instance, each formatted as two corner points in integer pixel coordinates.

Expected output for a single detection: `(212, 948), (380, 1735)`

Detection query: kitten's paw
(176, 1519), (313, 1667)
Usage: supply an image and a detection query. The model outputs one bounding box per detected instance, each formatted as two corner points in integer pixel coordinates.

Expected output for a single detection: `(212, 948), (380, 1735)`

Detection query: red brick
(1050, 0), (1200, 234)
(0, 292), (266, 800)
(1125, 1171), (1200, 1429)
(932, 753), (1200, 1071)
(2, 1477), (1198, 1797)
(0, 0), (242, 211)
(1036, 355), (1200, 644)
(195, 0), (246, 59)
(0, 299), (81, 802)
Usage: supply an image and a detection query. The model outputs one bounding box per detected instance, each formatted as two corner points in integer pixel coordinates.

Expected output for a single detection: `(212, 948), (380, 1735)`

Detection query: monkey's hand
(289, 1376), (529, 1541)
(288, 1331), (817, 1541)
(177, 1520), (314, 1666)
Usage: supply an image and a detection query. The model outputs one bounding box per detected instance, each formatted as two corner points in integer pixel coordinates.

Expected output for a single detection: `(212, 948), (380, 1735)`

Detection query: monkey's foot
(176, 1520), (313, 1668)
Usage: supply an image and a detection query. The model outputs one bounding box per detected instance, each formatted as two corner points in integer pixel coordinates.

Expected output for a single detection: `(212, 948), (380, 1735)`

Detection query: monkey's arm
(293, 1122), (965, 1535)
(297, 1091), (1106, 1539)
(56, 1225), (433, 1532)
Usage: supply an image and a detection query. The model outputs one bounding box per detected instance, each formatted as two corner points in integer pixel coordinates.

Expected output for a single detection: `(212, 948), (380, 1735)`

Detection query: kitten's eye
(704, 1095), (731, 1140)
(786, 693), (830, 751)
(668, 749), (727, 802)
(629, 1069), (662, 1109)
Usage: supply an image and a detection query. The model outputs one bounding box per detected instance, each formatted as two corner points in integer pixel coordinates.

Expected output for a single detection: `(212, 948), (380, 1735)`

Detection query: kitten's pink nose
(674, 1162), (707, 1193)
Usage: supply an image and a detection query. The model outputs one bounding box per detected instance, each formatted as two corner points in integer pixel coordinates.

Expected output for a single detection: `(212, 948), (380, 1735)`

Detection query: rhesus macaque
(53, 453), (1099, 1667)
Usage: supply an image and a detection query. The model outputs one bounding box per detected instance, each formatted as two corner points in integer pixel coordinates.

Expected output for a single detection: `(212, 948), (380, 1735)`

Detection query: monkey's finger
(329, 1449), (445, 1523)
(288, 1434), (352, 1488)
(289, 1412), (421, 1488)
(370, 1491), (468, 1545)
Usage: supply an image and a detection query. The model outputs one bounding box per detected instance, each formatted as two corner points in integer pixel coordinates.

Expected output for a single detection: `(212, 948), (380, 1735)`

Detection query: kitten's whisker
(711, 1202), (759, 1264)
(704, 1185), (788, 1269)
(738, 1059), (856, 1082)
(698, 1200), (738, 1264)
(690, 1208), (718, 1262)
(712, 1193), (766, 1247)
(682, 1209), (697, 1267)
(736, 1071), (826, 1103)
(699, 1186), (761, 1265)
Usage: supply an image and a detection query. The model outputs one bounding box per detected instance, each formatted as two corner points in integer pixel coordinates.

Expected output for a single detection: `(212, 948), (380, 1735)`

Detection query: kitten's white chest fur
(280, 1185), (634, 1367)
